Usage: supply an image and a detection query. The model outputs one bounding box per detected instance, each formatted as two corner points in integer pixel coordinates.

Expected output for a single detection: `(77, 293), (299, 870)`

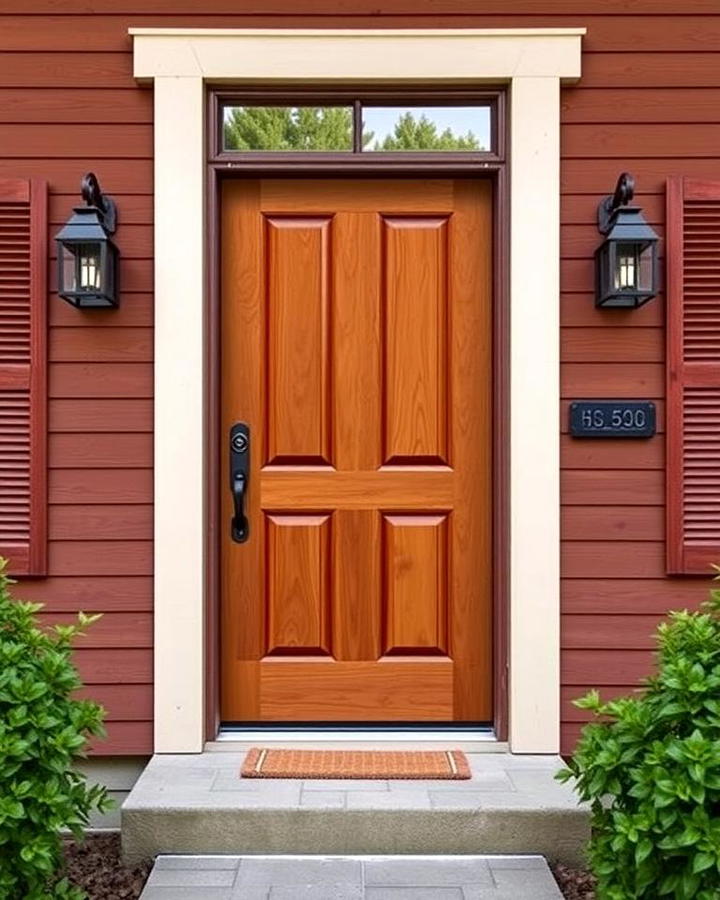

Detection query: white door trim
(131, 26), (584, 754)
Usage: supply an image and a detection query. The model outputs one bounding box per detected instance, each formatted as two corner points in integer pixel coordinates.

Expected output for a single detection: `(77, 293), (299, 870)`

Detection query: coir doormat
(241, 748), (471, 780)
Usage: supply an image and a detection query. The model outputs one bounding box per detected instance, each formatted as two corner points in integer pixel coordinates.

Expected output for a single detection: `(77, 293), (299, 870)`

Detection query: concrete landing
(121, 752), (588, 867)
(139, 854), (564, 899)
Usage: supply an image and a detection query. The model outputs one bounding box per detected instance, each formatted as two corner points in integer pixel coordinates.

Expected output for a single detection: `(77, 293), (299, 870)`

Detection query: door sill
(208, 727), (505, 752)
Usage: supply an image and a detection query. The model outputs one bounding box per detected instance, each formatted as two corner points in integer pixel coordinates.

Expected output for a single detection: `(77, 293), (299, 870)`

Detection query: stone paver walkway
(139, 854), (563, 899)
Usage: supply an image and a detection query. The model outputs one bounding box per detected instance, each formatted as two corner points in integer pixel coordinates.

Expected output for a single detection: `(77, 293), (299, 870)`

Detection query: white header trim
(133, 28), (583, 82)
(133, 27), (583, 754)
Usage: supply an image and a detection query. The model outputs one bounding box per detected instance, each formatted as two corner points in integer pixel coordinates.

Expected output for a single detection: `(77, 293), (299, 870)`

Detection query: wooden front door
(220, 178), (493, 723)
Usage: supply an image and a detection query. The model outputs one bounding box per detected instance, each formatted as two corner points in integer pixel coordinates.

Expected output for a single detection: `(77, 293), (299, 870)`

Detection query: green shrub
(0, 560), (111, 899)
(558, 576), (720, 899)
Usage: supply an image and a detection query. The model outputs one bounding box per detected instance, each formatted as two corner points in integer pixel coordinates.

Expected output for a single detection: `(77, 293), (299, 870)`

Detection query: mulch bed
(552, 862), (597, 900)
(63, 833), (151, 900)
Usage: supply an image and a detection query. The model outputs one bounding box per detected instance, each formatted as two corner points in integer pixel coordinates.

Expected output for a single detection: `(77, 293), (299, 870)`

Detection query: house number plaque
(569, 400), (656, 438)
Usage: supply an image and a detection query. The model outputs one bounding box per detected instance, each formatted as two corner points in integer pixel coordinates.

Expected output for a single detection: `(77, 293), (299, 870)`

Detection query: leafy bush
(0, 560), (110, 899)
(558, 577), (720, 899)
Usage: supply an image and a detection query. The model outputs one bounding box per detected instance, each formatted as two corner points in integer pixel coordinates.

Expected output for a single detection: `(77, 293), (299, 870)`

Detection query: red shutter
(667, 177), (720, 574)
(0, 179), (47, 576)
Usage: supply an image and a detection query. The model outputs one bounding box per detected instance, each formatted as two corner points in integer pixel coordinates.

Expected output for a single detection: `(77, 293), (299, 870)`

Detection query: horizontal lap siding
(554, 9), (720, 754)
(3, 3), (717, 755)
(0, 19), (153, 754)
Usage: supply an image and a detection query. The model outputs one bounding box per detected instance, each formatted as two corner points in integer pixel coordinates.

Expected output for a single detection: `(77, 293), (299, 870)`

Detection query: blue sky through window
(362, 106), (491, 149)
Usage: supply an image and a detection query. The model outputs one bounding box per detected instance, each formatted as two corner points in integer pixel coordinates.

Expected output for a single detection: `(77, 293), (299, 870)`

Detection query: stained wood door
(220, 178), (492, 722)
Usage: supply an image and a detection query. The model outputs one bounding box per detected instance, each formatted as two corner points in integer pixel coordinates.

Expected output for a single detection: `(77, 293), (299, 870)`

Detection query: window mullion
(353, 101), (362, 153)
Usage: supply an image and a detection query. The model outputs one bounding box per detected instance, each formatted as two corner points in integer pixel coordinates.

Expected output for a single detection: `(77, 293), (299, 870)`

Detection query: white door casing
(131, 27), (584, 753)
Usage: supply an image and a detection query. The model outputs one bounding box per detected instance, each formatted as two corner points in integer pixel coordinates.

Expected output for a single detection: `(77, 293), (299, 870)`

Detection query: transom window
(215, 94), (499, 157)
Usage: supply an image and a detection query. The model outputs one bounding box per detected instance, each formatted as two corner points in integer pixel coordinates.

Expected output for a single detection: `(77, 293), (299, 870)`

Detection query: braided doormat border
(240, 748), (471, 780)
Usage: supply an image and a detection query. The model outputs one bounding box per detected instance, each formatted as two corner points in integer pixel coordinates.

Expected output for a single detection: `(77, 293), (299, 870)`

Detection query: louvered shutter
(0, 179), (47, 576)
(666, 177), (720, 574)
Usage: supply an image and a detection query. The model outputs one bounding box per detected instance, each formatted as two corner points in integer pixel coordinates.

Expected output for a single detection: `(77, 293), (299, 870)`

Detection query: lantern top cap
(603, 205), (659, 244)
(54, 204), (111, 244)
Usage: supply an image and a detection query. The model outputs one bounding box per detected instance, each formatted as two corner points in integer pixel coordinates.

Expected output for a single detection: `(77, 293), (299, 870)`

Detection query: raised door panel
(266, 216), (332, 466)
(382, 216), (450, 466)
(382, 514), (449, 656)
(266, 513), (332, 656)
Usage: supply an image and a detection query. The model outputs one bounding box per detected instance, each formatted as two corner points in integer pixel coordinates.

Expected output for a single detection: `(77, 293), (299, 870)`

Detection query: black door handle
(230, 423), (249, 543)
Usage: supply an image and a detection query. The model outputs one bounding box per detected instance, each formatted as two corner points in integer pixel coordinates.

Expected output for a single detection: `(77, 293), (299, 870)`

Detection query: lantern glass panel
(77, 243), (102, 292)
(104, 242), (117, 302)
(615, 242), (639, 291)
(61, 242), (104, 295)
(637, 242), (655, 294)
(60, 244), (77, 294)
(612, 240), (655, 297)
(596, 241), (611, 302)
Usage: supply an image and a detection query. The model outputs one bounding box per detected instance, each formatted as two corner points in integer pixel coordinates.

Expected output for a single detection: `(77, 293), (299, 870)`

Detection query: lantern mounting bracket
(80, 172), (117, 235)
(597, 171), (635, 235)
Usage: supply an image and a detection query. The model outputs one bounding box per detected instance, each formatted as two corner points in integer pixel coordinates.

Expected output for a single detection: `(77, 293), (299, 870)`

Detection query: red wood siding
(555, 9), (720, 752)
(0, 16), (153, 751)
(2, 1), (718, 754)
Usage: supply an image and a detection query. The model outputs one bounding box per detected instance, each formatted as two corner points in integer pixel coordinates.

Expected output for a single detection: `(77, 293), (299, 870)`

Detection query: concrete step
(121, 752), (589, 868)
(139, 853), (565, 899)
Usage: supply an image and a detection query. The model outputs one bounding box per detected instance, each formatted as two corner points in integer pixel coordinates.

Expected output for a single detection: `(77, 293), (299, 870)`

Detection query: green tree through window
(373, 112), (482, 151)
(223, 106), (355, 151)
(223, 106), (484, 152)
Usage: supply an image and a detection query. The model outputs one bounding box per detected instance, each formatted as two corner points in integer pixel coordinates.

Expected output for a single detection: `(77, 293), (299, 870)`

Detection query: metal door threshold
(210, 725), (503, 751)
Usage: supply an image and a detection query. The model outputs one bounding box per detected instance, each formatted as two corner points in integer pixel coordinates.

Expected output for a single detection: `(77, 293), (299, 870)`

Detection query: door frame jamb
(205, 89), (509, 742)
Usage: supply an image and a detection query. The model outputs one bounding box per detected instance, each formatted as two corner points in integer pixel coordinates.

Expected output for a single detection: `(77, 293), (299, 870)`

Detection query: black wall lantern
(595, 172), (659, 308)
(55, 173), (118, 308)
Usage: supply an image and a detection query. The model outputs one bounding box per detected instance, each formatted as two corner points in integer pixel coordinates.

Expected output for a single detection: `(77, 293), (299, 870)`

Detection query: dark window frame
(209, 87), (505, 165)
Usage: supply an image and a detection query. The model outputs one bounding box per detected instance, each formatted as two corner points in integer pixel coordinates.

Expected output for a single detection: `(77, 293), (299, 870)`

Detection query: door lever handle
(230, 423), (250, 543)
(232, 472), (248, 543)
